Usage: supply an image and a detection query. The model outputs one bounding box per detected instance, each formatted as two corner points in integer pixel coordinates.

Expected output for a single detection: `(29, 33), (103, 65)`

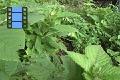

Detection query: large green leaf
(67, 45), (112, 72)
(0, 25), (25, 61)
(99, 65), (120, 80)
(85, 45), (111, 66)
(66, 51), (92, 71)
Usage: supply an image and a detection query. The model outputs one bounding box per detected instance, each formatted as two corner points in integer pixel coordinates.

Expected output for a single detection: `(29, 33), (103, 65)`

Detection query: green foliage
(27, 58), (54, 80)
(67, 45), (120, 80)
(57, 0), (82, 6)
(0, 0), (120, 80)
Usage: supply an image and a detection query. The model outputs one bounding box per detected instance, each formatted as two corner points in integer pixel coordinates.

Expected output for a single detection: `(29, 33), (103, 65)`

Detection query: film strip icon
(7, 7), (28, 28)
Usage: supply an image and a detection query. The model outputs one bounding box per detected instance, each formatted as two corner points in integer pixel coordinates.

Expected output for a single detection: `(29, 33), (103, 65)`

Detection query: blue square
(12, 22), (22, 28)
(12, 13), (22, 21)
(12, 7), (22, 12)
